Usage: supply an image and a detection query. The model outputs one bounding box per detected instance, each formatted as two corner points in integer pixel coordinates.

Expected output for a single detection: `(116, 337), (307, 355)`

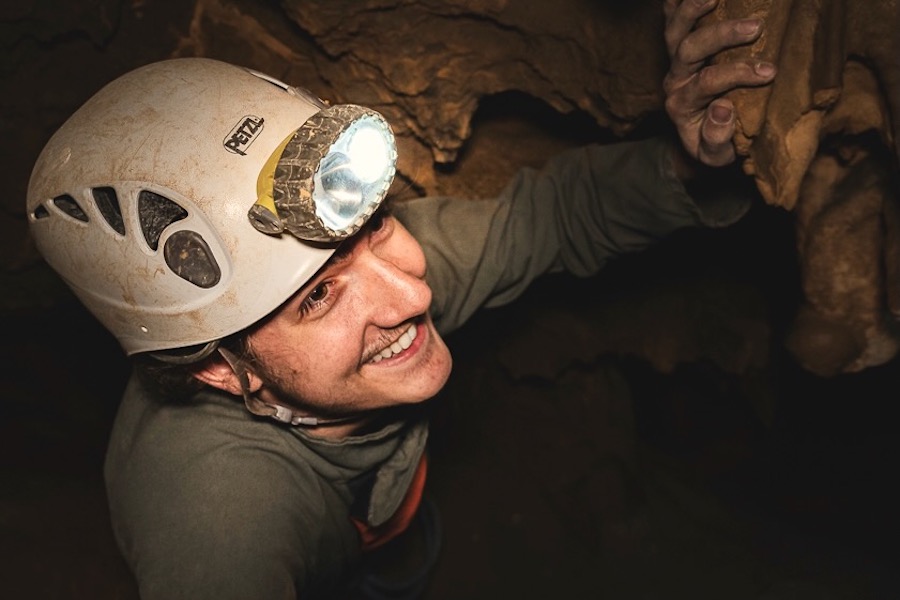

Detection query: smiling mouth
(368, 322), (418, 364)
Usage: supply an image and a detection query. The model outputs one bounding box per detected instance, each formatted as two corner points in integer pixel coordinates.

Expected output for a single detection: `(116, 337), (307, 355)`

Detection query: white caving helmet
(26, 58), (397, 362)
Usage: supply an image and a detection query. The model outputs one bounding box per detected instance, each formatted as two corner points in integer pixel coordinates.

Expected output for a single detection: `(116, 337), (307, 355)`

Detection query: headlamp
(249, 104), (397, 242)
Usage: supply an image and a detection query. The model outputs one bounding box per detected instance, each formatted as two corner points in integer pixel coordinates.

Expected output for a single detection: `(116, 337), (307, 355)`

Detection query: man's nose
(361, 243), (431, 324)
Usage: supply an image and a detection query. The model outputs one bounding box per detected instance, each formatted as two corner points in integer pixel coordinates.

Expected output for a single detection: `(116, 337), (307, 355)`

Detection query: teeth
(399, 326), (415, 349)
(370, 323), (417, 364)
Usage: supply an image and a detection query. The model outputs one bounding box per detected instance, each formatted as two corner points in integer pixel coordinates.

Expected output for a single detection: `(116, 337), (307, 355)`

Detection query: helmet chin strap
(216, 347), (359, 428)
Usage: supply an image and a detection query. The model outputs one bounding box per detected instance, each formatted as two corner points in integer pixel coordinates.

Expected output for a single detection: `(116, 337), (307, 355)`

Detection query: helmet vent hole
(52, 194), (89, 222)
(164, 230), (221, 289)
(32, 204), (50, 220)
(138, 190), (188, 250)
(93, 186), (125, 235)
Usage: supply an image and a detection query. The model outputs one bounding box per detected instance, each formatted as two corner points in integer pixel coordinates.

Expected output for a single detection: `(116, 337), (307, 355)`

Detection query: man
(25, 1), (774, 598)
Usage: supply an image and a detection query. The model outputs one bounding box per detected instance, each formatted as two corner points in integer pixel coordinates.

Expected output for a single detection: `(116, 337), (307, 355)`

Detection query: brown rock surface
(707, 0), (900, 374)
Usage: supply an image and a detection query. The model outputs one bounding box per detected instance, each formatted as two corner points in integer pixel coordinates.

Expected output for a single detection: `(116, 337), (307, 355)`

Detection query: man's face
(246, 211), (453, 419)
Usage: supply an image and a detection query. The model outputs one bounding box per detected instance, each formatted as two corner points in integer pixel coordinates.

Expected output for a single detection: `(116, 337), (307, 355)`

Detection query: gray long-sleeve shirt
(104, 137), (747, 599)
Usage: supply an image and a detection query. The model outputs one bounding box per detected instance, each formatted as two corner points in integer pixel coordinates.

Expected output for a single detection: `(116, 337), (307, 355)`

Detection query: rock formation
(706, 0), (900, 375)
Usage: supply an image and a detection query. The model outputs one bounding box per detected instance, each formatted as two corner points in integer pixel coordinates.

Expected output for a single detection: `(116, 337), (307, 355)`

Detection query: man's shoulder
(113, 376), (295, 463)
(104, 379), (349, 590)
(106, 377), (333, 524)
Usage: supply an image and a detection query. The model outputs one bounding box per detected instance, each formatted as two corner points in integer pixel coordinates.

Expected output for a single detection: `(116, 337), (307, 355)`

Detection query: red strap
(351, 454), (428, 552)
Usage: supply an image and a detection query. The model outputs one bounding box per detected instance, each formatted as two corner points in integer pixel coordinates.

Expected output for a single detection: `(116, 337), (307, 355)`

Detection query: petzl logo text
(224, 115), (265, 155)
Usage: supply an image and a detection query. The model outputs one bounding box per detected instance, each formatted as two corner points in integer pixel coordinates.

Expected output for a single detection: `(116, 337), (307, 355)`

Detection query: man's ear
(194, 349), (281, 420)
(191, 355), (264, 396)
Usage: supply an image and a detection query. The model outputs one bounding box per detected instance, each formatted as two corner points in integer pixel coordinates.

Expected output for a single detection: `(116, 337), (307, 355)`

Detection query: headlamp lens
(347, 122), (391, 183)
(314, 116), (393, 231)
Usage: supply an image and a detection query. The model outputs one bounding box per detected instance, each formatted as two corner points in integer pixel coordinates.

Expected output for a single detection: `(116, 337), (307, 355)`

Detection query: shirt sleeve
(393, 136), (750, 335)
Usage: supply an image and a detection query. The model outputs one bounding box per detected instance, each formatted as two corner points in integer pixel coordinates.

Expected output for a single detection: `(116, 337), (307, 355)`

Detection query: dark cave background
(2, 1), (899, 598)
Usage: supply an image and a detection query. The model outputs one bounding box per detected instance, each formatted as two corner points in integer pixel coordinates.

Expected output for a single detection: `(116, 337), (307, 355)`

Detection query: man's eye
(300, 282), (332, 316)
(308, 283), (328, 302)
(369, 211), (386, 231)
(368, 203), (393, 233)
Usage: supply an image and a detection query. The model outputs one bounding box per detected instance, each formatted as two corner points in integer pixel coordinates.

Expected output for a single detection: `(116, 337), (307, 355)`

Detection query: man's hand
(663, 0), (776, 168)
